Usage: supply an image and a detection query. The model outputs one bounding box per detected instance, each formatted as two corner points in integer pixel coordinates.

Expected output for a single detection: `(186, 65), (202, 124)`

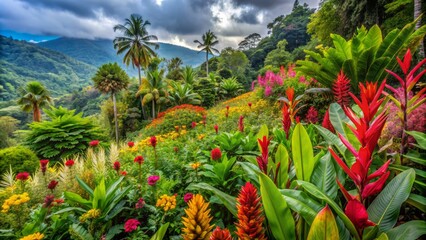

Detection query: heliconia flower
(286, 87), (295, 103)
(305, 106), (318, 123)
(135, 197), (145, 209)
(322, 109), (335, 133)
(332, 70), (351, 106)
(182, 194), (214, 240)
(184, 193), (194, 203)
(127, 141), (135, 147)
(238, 115), (244, 132)
(214, 124), (218, 134)
(248, 102), (252, 108)
(47, 180), (58, 190)
(150, 136), (157, 148)
(282, 105), (291, 139)
(121, 171), (127, 176)
(256, 136), (270, 174)
(210, 226), (232, 240)
(235, 182), (266, 240)
(134, 155), (144, 164)
(40, 159), (49, 174)
(65, 159), (75, 167)
(211, 148), (222, 161)
(124, 219), (140, 233)
(345, 199), (375, 230)
(113, 161), (120, 171)
(89, 140), (100, 147)
(16, 172), (30, 181)
(147, 175), (160, 186)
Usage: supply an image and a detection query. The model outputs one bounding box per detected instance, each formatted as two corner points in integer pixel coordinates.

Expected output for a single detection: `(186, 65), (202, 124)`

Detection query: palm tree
(136, 69), (169, 119)
(168, 81), (202, 106)
(17, 81), (52, 122)
(180, 65), (197, 85)
(194, 30), (220, 76)
(113, 14), (159, 118)
(92, 63), (130, 143)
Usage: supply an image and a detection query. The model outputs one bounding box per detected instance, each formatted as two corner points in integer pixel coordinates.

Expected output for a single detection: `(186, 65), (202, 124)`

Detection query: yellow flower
(197, 134), (205, 140)
(191, 162), (201, 170)
(156, 194), (177, 212)
(2, 192), (30, 213)
(19, 232), (44, 240)
(79, 209), (101, 222)
(182, 194), (214, 240)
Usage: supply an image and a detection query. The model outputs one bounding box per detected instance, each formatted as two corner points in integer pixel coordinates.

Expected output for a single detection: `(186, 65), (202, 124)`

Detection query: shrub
(23, 106), (106, 162)
(0, 146), (39, 175)
(194, 78), (217, 108)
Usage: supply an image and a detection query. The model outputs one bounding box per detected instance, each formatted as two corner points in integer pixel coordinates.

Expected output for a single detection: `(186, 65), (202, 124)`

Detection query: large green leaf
(69, 224), (93, 240)
(292, 123), (315, 182)
(188, 182), (237, 216)
(280, 189), (323, 225)
(93, 178), (106, 209)
(328, 103), (350, 138)
(314, 125), (346, 156)
(367, 169), (415, 231)
(307, 205), (339, 240)
(64, 192), (91, 207)
(311, 152), (338, 199)
(386, 220), (426, 240)
(150, 222), (170, 240)
(259, 172), (295, 240)
(296, 180), (360, 240)
(406, 194), (426, 213)
(275, 144), (289, 188)
(406, 131), (426, 150)
(76, 176), (94, 197)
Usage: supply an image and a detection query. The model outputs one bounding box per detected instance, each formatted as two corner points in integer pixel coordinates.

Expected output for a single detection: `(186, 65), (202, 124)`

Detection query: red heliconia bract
(150, 136), (157, 148)
(113, 161), (120, 172)
(256, 136), (270, 174)
(332, 70), (351, 107)
(322, 109), (335, 133)
(210, 226), (232, 240)
(238, 115), (244, 132)
(40, 159), (49, 175)
(235, 182), (266, 240)
(214, 124), (218, 134)
(48, 180), (58, 190)
(282, 105), (291, 139)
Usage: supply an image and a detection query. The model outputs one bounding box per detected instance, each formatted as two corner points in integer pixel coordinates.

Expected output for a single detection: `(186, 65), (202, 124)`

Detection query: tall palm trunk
(112, 93), (119, 144)
(138, 66), (147, 120)
(33, 104), (41, 122)
(151, 100), (156, 119)
(206, 51), (209, 77)
(414, 0), (424, 59)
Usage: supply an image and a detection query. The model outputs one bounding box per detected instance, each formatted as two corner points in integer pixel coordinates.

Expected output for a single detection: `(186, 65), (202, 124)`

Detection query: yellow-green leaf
(307, 205), (339, 240)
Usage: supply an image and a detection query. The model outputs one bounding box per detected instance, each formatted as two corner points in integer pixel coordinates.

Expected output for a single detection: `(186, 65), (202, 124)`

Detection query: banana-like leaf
(292, 123), (315, 182)
(311, 152), (338, 199)
(150, 222), (170, 240)
(386, 220), (426, 240)
(259, 172), (295, 240)
(76, 176), (94, 197)
(275, 144), (289, 188)
(64, 192), (91, 207)
(367, 169), (415, 231)
(69, 224), (94, 240)
(328, 103), (350, 138)
(406, 194), (426, 213)
(307, 205), (339, 240)
(280, 189), (322, 225)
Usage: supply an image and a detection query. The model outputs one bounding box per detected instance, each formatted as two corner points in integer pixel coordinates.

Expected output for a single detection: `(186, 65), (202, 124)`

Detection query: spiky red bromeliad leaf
(332, 70), (351, 107)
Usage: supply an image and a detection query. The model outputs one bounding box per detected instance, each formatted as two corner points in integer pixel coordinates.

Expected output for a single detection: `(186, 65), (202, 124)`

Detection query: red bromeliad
(332, 70), (351, 107)
(329, 80), (390, 234)
(256, 136), (270, 174)
(322, 109), (335, 133)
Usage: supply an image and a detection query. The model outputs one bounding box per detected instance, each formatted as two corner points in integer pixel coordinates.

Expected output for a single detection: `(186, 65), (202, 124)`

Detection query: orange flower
(210, 226), (232, 240)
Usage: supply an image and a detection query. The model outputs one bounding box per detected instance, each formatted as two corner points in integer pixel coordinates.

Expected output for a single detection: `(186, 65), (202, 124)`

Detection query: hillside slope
(0, 35), (97, 101)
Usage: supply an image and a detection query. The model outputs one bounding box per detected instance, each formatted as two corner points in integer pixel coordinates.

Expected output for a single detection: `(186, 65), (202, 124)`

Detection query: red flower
(121, 171), (127, 176)
(150, 136), (157, 148)
(40, 159), (49, 174)
(54, 198), (64, 205)
(214, 124), (219, 134)
(211, 148), (222, 161)
(226, 105), (230, 111)
(65, 159), (75, 167)
(236, 182), (266, 240)
(147, 175), (160, 186)
(282, 105), (291, 139)
(322, 109), (335, 133)
(124, 219), (140, 233)
(332, 70), (351, 106)
(43, 194), (55, 208)
(113, 161), (120, 171)
(48, 180), (58, 190)
(16, 172), (29, 181)
(184, 193), (193, 203)
(238, 115), (244, 132)
(286, 87), (295, 102)
(248, 102), (252, 108)
(345, 199), (375, 230)
(191, 121), (197, 128)
(211, 226), (232, 240)
(174, 146), (179, 153)
(89, 140), (100, 147)
(134, 156), (144, 165)
(256, 136), (270, 174)
(135, 198), (145, 209)
(127, 141), (135, 147)
(305, 106), (318, 123)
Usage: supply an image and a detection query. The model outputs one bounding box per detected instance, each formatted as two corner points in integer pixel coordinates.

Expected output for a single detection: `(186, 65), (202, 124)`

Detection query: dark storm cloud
(232, 0), (285, 9)
(232, 9), (260, 24)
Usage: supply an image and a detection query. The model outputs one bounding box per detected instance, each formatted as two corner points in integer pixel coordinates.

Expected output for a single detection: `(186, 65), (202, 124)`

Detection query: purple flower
(147, 175), (160, 186)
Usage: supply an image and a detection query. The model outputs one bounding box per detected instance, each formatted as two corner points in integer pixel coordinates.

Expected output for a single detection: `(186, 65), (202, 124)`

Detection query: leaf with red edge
(307, 205), (340, 240)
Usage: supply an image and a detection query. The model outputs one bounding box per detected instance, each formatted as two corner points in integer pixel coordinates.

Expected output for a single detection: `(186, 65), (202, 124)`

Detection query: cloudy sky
(0, 0), (319, 50)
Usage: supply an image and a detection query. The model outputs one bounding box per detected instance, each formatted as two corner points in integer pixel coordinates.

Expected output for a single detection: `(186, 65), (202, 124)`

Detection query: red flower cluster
(89, 140), (100, 147)
(135, 197), (145, 209)
(248, 102), (252, 108)
(305, 106), (318, 124)
(330, 80), (390, 233)
(214, 124), (219, 134)
(43, 194), (55, 208)
(150, 136), (157, 148)
(65, 159), (75, 167)
(113, 161), (120, 171)
(48, 180), (58, 190)
(211, 226), (232, 240)
(16, 172), (30, 181)
(332, 70), (351, 107)
(134, 156), (144, 165)
(256, 136), (270, 174)
(238, 115), (244, 132)
(124, 219), (140, 233)
(184, 193), (193, 203)
(127, 141), (135, 147)
(211, 148), (222, 161)
(156, 104), (207, 119)
(191, 121), (197, 128)
(282, 105), (291, 139)
(147, 175), (160, 186)
(40, 159), (49, 175)
(235, 182), (266, 240)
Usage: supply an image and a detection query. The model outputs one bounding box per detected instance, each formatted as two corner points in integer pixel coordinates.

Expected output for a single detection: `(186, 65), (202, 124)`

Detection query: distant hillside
(0, 35), (97, 101)
(38, 37), (207, 73)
